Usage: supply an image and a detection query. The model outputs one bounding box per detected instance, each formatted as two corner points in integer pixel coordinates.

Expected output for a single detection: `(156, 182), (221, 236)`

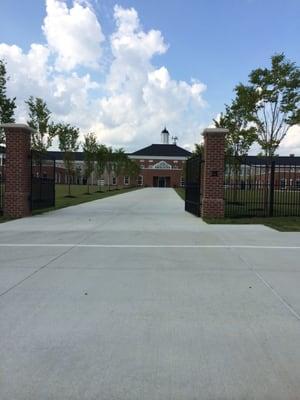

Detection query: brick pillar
(1, 124), (32, 218)
(201, 128), (227, 219)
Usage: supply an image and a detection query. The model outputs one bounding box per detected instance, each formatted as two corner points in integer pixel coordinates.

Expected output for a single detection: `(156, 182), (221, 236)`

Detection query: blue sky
(0, 0), (299, 152)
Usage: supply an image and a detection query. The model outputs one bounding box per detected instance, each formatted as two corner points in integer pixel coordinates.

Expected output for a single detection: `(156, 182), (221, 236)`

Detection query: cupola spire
(161, 127), (170, 144)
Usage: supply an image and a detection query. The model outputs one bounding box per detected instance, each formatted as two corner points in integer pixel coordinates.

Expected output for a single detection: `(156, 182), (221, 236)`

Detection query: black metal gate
(31, 151), (56, 210)
(185, 156), (203, 216)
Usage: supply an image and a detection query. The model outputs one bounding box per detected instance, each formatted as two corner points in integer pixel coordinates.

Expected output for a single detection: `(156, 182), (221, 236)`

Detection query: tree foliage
(0, 59), (16, 143)
(26, 96), (56, 152)
(234, 53), (300, 156)
(95, 144), (108, 190)
(125, 159), (140, 181)
(113, 148), (127, 187)
(83, 132), (97, 193)
(57, 123), (79, 196)
(214, 102), (257, 158)
(192, 143), (204, 156)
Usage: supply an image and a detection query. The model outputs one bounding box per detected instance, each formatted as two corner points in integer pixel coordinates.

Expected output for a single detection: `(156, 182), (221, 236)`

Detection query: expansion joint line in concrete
(228, 246), (300, 322)
(0, 246), (76, 298)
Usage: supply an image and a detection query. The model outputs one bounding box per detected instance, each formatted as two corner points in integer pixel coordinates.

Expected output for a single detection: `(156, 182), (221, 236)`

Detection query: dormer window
(153, 161), (172, 170)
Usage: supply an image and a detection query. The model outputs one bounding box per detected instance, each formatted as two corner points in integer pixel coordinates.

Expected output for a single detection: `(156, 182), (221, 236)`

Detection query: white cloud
(90, 5), (207, 149)
(0, 43), (99, 133)
(1, 1), (209, 151)
(280, 125), (300, 155)
(0, 43), (50, 90)
(42, 0), (105, 71)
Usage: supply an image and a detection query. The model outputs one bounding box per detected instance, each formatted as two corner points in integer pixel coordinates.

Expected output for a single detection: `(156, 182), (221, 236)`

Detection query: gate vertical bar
(269, 160), (275, 217)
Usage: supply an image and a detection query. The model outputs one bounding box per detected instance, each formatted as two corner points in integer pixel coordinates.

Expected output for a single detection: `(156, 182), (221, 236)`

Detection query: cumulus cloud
(92, 4), (207, 148)
(280, 125), (300, 155)
(0, 1), (208, 150)
(42, 0), (105, 71)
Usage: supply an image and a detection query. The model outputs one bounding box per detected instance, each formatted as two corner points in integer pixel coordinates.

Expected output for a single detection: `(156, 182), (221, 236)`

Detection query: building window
(124, 176), (130, 185)
(112, 176), (117, 185)
(140, 164), (145, 169)
(138, 175), (143, 186)
(153, 160), (172, 169)
(180, 176), (185, 187)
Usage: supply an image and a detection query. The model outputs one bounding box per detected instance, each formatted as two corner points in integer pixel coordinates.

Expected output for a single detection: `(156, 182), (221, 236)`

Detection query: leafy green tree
(0, 59), (16, 143)
(234, 53), (300, 156)
(215, 101), (257, 203)
(95, 144), (108, 191)
(57, 123), (79, 196)
(113, 148), (127, 188)
(105, 146), (114, 191)
(214, 102), (257, 158)
(26, 96), (56, 152)
(192, 143), (204, 157)
(124, 159), (140, 186)
(83, 132), (97, 194)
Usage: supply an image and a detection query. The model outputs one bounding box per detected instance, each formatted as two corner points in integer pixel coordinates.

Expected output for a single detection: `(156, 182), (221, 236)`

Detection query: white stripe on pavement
(0, 244), (300, 249)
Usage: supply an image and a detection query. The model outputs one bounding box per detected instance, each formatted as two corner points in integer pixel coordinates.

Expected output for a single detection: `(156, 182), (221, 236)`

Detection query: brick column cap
(202, 128), (228, 138)
(0, 123), (35, 133)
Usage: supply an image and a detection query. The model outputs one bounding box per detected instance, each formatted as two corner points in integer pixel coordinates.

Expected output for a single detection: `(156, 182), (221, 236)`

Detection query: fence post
(1, 123), (33, 218)
(201, 128), (227, 219)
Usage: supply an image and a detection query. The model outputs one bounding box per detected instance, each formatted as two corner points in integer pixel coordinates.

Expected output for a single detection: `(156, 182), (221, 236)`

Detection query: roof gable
(130, 144), (192, 157)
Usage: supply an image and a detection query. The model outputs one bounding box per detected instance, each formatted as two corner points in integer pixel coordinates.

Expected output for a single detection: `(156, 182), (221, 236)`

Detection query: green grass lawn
(174, 187), (300, 231)
(203, 216), (300, 232)
(224, 188), (300, 217)
(0, 184), (140, 222)
(34, 184), (140, 214)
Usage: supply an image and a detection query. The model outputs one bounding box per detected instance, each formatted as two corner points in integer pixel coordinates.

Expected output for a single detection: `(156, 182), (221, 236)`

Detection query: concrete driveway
(1, 188), (300, 400)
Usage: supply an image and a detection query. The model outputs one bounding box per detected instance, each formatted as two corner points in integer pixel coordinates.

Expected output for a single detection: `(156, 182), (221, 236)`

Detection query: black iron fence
(185, 156), (203, 217)
(31, 150), (56, 210)
(225, 155), (300, 217)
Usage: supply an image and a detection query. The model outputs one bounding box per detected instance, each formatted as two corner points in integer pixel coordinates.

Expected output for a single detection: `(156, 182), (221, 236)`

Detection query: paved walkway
(1, 188), (300, 400)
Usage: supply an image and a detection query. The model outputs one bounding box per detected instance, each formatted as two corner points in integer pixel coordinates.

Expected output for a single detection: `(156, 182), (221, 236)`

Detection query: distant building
(46, 127), (192, 188)
(129, 128), (192, 187)
(0, 129), (192, 188)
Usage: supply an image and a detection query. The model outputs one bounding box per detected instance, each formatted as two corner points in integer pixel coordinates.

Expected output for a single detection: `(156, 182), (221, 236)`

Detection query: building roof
(130, 144), (192, 157)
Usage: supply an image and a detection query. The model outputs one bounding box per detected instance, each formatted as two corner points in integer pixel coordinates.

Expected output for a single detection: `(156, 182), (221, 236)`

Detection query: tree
(113, 148), (127, 188)
(234, 53), (300, 156)
(26, 96), (57, 152)
(95, 144), (107, 191)
(105, 146), (114, 191)
(83, 133), (97, 194)
(57, 123), (79, 196)
(0, 59), (16, 144)
(124, 159), (140, 186)
(215, 101), (257, 203)
(214, 102), (257, 158)
(192, 143), (204, 157)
